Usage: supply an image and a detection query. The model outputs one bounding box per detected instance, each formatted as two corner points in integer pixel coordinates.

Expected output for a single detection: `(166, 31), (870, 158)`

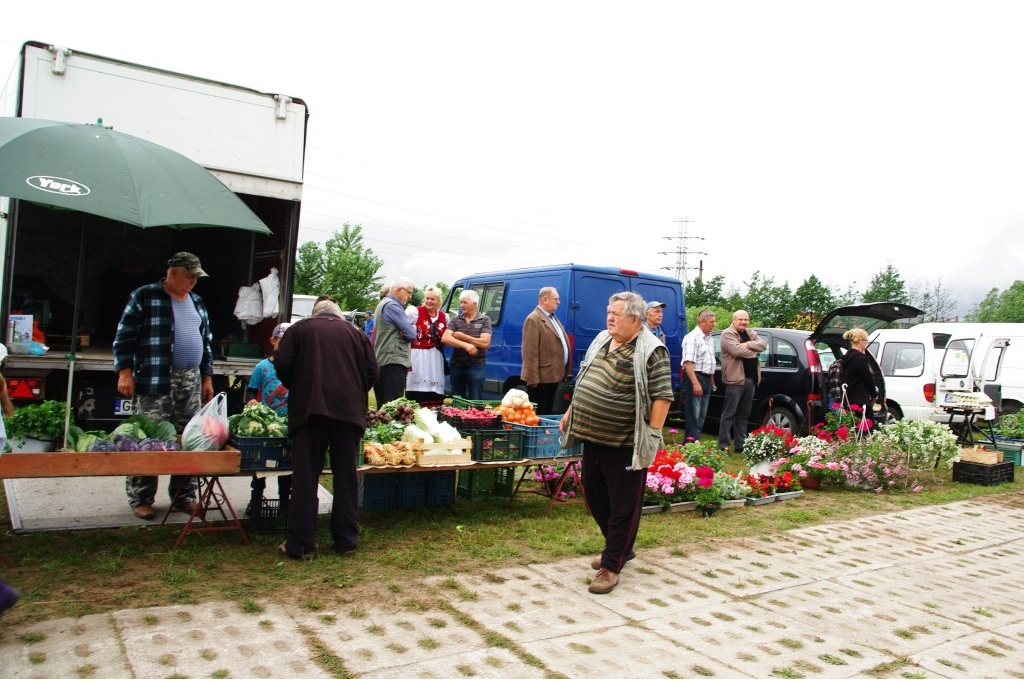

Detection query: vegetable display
(66, 415), (178, 452)
(492, 388), (540, 425)
(228, 403), (288, 438)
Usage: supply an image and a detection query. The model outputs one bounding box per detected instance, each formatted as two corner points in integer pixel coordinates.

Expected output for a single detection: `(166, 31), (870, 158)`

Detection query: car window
(713, 333), (722, 366)
(881, 342), (924, 377)
(774, 337), (799, 370)
(449, 281), (506, 324)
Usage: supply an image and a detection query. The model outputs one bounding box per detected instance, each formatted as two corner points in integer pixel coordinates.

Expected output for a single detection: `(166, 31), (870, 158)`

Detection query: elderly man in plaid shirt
(681, 309), (717, 442)
(114, 252), (214, 520)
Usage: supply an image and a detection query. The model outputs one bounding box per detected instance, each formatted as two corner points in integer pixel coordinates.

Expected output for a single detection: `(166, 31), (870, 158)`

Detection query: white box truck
(0, 42), (308, 429)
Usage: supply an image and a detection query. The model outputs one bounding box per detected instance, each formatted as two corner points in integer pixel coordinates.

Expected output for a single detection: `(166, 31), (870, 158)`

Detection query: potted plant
(741, 426), (795, 468)
(691, 465), (722, 516)
(3, 400), (70, 451)
(644, 449), (697, 512)
(713, 471), (752, 507)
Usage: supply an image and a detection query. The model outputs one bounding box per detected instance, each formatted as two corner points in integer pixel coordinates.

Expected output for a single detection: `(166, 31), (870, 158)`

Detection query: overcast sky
(4, 1), (1023, 317)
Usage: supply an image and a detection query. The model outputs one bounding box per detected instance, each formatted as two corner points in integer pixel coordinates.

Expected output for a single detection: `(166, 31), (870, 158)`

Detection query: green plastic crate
(470, 428), (525, 462)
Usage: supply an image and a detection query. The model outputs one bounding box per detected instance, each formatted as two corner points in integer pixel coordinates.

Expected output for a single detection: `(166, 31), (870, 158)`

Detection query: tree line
(293, 225), (1022, 327)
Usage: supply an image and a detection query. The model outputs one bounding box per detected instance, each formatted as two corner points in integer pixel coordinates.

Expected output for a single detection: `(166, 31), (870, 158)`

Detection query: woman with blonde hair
(841, 328), (879, 426)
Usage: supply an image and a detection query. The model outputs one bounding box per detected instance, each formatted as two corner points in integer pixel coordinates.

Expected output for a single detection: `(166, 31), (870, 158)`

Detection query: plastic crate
(493, 466), (518, 496)
(503, 418), (564, 458)
(361, 474), (399, 511)
(231, 435), (293, 470)
(437, 407), (502, 433)
(450, 396), (495, 410)
(248, 497), (288, 534)
(952, 459), (1015, 485)
(457, 469), (498, 500)
(426, 471), (456, 506)
(397, 473), (429, 509)
(470, 428), (525, 462)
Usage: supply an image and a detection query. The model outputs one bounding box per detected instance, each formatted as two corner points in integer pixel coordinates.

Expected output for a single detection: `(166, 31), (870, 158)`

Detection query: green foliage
(4, 400), (70, 443)
(685, 275), (726, 309)
(862, 262), (907, 303)
(292, 223), (384, 311)
(792, 275), (837, 321)
(969, 280), (1024, 322)
(741, 272), (796, 327)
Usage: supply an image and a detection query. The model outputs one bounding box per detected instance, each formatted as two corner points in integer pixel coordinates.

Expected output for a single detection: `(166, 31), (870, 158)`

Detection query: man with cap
(245, 322), (292, 514)
(114, 252), (214, 520)
(644, 301), (668, 345)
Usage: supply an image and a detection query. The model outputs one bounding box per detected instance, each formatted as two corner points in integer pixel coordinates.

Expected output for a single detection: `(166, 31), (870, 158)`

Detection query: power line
(659, 216), (706, 286)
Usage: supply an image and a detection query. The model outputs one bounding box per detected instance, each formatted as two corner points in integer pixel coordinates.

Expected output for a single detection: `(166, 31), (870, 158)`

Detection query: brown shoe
(589, 568), (619, 594)
(590, 550), (636, 571)
(132, 504), (156, 520)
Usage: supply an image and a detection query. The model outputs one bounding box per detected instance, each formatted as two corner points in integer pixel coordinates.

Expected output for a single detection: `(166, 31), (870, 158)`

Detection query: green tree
(862, 263), (907, 303)
(969, 281), (1024, 322)
(792, 275), (837, 321)
(684, 275), (726, 309)
(742, 272), (795, 327)
(292, 223), (384, 311)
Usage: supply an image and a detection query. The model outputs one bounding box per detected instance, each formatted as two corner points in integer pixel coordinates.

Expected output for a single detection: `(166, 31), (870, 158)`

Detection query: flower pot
(11, 436), (55, 453)
(668, 501), (697, 513)
(641, 504), (664, 515)
(775, 490), (803, 501)
(799, 476), (822, 490)
(697, 503), (720, 518)
(745, 494), (776, 506)
(719, 498), (746, 510)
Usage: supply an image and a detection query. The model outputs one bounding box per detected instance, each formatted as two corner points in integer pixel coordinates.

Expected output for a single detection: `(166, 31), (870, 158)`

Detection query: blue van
(442, 264), (687, 408)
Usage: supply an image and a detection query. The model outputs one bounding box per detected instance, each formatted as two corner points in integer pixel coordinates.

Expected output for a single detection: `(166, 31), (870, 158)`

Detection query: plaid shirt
(113, 280), (213, 396)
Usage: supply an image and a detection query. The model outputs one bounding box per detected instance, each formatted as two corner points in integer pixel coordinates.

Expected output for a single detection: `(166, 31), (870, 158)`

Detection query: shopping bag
(181, 392), (230, 451)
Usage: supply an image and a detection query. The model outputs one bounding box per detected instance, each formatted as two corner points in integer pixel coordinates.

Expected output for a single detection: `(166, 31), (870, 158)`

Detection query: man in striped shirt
(560, 292), (674, 594)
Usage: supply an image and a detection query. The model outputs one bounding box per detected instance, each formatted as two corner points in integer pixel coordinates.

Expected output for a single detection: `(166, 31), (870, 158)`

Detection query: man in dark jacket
(274, 298), (379, 559)
(520, 287), (572, 414)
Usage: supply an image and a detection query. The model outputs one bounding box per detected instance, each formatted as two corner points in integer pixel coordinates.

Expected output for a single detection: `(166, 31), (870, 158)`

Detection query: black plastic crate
(398, 473), (429, 509)
(248, 497), (288, 533)
(231, 435), (293, 470)
(426, 471), (456, 506)
(470, 428), (525, 462)
(952, 460), (1015, 486)
(361, 474), (399, 511)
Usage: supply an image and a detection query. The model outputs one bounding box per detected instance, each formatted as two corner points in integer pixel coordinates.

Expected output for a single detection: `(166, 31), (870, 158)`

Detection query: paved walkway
(2, 493), (1024, 678)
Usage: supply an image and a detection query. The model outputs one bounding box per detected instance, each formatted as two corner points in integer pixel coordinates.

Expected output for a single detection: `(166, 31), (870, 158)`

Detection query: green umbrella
(0, 117), (270, 232)
(0, 117), (272, 447)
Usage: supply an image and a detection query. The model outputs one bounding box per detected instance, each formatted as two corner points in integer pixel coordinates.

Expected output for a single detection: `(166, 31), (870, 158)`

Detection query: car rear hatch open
(811, 302), (924, 348)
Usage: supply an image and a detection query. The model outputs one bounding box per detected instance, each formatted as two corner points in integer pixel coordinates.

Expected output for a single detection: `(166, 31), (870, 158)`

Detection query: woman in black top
(841, 327), (878, 426)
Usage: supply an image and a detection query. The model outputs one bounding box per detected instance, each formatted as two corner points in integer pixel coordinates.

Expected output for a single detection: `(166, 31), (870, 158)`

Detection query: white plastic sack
(181, 393), (230, 451)
(233, 284), (263, 325)
(259, 267), (281, 319)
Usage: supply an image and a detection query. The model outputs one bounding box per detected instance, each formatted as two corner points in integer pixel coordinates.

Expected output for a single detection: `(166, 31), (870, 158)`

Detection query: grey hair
(459, 290), (480, 305)
(312, 299), (343, 317)
(609, 291), (646, 319)
(538, 286), (558, 301)
(697, 308), (716, 323)
(391, 277), (414, 294)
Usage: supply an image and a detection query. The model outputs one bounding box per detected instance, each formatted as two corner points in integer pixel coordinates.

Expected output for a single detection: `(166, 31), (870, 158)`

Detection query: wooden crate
(0, 447), (241, 478)
(414, 439), (473, 466)
(959, 446), (1003, 465)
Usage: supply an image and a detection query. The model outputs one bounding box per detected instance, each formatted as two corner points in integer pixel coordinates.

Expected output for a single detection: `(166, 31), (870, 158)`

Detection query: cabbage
(149, 421), (177, 441)
(111, 422), (147, 441)
(414, 407), (440, 435)
(86, 439), (119, 452)
(139, 437), (180, 451)
(113, 434), (140, 452)
(434, 422), (462, 444)
(402, 424), (433, 444)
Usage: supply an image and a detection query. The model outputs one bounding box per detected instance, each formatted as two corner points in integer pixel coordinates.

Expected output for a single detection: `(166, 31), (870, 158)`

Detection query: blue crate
(361, 474), (398, 511)
(231, 435), (293, 470)
(398, 472), (429, 509)
(426, 471), (456, 506)
(503, 418), (564, 458)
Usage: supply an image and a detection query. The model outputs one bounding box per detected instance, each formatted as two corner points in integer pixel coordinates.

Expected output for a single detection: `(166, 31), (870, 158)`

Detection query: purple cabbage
(113, 434), (140, 452)
(86, 439), (119, 453)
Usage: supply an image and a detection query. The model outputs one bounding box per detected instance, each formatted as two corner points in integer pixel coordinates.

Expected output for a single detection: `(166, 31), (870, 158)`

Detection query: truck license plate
(114, 398), (135, 416)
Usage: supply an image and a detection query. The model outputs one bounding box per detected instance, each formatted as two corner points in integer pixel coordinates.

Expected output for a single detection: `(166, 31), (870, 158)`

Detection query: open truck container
(0, 42), (307, 430)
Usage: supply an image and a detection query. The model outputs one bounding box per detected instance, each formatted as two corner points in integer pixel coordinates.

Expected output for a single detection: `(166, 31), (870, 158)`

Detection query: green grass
(0, 428), (1020, 626)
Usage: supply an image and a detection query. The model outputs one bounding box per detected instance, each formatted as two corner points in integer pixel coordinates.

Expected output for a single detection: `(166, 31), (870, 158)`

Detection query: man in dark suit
(274, 298), (379, 560)
(520, 286), (572, 415)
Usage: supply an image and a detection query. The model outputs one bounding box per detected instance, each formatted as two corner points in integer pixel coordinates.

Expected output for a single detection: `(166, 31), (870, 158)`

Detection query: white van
(868, 323), (1024, 422)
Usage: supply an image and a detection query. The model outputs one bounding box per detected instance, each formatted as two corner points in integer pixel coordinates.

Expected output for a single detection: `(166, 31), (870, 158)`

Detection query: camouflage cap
(167, 252), (209, 278)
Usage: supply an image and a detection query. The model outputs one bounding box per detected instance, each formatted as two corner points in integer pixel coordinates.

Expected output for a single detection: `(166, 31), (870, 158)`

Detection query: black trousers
(528, 382), (559, 416)
(285, 416), (360, 556)
(581, 442), (646, 573)
(374, 364), (408, 407)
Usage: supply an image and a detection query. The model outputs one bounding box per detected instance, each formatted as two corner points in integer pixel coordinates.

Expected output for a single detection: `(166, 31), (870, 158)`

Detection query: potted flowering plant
(533, 462), (582, 499)
(677, 440), (727, 471)
(691, 465), (722, 516)
(644, 449), (697, 510)
(787, 435), (844, 488)
(813, 403), (872, 442)
(714, 471), (752, 506)
(741, 426), (795, 467)
(876, 418), (960, 470)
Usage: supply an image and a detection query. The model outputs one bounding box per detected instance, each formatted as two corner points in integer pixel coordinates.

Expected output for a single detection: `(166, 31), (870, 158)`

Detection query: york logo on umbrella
(26, 176), (91, 196)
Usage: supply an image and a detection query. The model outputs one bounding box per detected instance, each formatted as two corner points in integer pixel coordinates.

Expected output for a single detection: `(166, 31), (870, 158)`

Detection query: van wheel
(885, 404), (903, 423)
(1001, 400), (1021, 416)
(763, 407), (797, 433)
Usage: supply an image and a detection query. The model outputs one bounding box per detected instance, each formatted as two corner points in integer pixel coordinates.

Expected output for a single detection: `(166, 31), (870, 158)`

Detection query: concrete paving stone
(359, 645), (548, 679)
(294, 604), (489, 676)
(910, 628), (1024, 678)
(112, 601), (329, 679)
(649, 615), (894, 679)
(748, 578), (979, 651)
(0, 612), (133, 678)
(529, 556), (737, 622)
(524, 622), (754, 679)
(424, 565), (626, 641)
